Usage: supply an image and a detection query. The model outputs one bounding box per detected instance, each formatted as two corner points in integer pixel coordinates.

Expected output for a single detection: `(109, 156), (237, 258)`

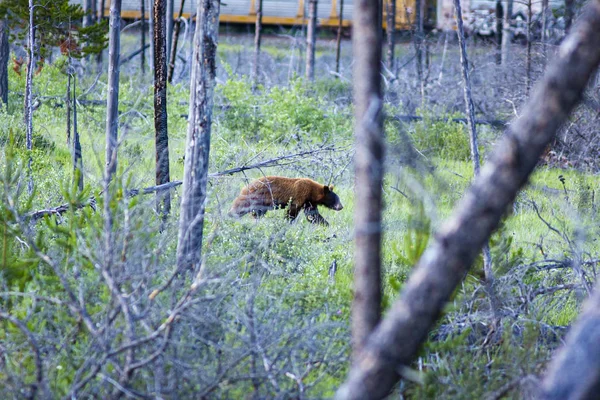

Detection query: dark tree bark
(495, 0), (503, 65)
(351, 0), (383, 357)
(453, 0), (499, 320)
(414, 0), (424, 101)
(565, 0), (575, 33)
(66, 70), (71, 145)
(167, 0), (185, 83)
(526, 0), (532, 95)
(83, 0), (93, 27)
(141, 0), (146, 73)
(252, 0), (263, 90)
(72, 74), (83, 191)
(502, 0), (514, 65)
(176, 0), (220, 271)
(25, 0), (35, 194)
(166, 0), (174, 62)
(305, 0), (317, 81)
(154, 0), (171, 218)
(0, 17), (8, 108)
(386, 0), (395, 70)
(335, 1), (600, 398)
(541, 0), (548, 58)
(335, 0), (344, 75)
(106, 0), (122, 181)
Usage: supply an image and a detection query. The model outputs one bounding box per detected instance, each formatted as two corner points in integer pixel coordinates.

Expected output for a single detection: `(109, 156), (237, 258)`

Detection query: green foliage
(0, 0), (107, 58)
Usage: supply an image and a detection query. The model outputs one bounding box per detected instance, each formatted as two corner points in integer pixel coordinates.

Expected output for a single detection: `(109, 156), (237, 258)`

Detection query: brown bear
(229, 176), (343, 226)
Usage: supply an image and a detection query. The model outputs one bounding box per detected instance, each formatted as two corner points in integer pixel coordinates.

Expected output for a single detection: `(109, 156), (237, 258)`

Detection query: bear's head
(321, 185), (343, 211)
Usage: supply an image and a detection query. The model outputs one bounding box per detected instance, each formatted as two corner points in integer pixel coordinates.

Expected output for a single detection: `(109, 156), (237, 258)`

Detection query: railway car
(85, 0), (422, 30)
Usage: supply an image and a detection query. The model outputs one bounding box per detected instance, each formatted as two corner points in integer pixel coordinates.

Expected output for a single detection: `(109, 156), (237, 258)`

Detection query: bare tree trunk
(149, 0), (154, 70)
(154, 0), (171, 219)
(386, 0), (395, 70)
(335, 2), (600, 398)
(97, 0), (106, 65)
(166, 0), (174, 63)
(352, 0), (383, 358)
(541, 0), (548, 58)
(541, 276), (600, 399)
(141, 0), (146, 73)
(72, 74), (83, 191)
(252, 0), (263, 90)
(565, 0), (575, 33)
(501, 0), (514, 65)
(25, 0), (35, 194)
(0, 18), (8, 108)
(495, 0), (503, 65)
(526, 0), (532, 96)
(335, 0), (344, 75)
(453, 0), (499, 321)
(83, 0), (93, 27)
(66, 70), (71, 145)
(414, 0), (424, 102)
(176, 0), (220, 272)
(305, 0), (317, 82)
(106, 0), (122, 181)
(167, 0), (185, 83)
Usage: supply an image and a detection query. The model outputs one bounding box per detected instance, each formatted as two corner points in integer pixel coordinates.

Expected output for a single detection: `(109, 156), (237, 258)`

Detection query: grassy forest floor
(1, 28), (599, 398)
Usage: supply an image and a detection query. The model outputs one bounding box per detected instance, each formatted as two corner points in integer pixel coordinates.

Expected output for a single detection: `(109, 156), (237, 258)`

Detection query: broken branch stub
(335, 1), (600, 399)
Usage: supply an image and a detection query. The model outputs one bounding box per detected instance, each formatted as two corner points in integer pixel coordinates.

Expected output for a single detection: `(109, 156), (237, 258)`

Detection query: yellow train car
(92, 0), (419, 30)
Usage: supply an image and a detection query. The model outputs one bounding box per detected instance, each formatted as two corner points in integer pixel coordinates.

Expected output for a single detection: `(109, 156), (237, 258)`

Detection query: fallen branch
(119, 45), (151, 66)
(392, 114), (507, 129)
(23, 197), (97, 222)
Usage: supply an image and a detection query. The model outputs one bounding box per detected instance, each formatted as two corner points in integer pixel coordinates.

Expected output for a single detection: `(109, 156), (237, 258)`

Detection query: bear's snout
(333, 203), (343, 211)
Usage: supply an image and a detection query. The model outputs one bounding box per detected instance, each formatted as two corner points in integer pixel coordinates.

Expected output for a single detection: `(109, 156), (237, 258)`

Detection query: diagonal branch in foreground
(335, 1), (600, 399)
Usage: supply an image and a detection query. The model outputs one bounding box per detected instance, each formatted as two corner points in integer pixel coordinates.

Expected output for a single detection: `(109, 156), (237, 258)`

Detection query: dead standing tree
(502, 0), (514, 65)
(0, 17), (7, 107)
(335, 1), (600, 398)
(176, 0), (220, 272)
(306, 0), (317, 82)
(386, 0), (395, 70)
(167, 0), (185, 83)
(154, 0), (171, 219)
(252, 0), (263, 90)
(335, 0), (344, 75)
(140, 0), (146, 73)
(351, 0), (384, 357)
(453, 0), (499, 320)
(25, 0), (35, 194)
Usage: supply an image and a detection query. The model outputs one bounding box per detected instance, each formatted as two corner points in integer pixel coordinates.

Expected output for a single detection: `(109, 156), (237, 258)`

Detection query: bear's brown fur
(229, 176), (343, 225)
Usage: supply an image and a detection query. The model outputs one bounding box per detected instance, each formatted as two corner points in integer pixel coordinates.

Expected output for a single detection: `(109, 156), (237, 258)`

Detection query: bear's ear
(329, 185), (335, 192)
(324, 185), (330, 193)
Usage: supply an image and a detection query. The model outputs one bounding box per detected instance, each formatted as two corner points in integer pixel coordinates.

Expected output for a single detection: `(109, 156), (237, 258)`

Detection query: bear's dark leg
(287, 205), (300, 223)
(304, 206), (329, 226)
(251, 209), (267, 219)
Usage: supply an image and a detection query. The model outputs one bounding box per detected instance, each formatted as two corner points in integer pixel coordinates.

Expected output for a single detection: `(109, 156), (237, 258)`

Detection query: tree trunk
(252, 0), (263, 90)
(335, 2), (600, 398)
(501, 0), (514, 65)
(565, 0), (575, 33)
(167, 0), (186, 83)
(83, 0), (93, 27)
(453, 0), (499, 321)
(175, 0), (220, 272)
(149, 0), (154, 70)
(66, 70), (71, 145)
(495, 0), (503, 65)
(25, 0), (35, 194)
(526, 0), (532, 96)
(0, 17), (8, 108)
(97, 0), (106, 65)
(541, 0), (548, 58)
(335, 0), (344, 75)
(106, 0), (122, 181)
(72, 74), (83, 191)
(166, 0), (174, 63)
(305, 0), (317, 81)
(141, 0), (146, 73)
(351, 0), (383, 358)
(386, 0), (395, 70)
(154, 0), (171, 219)
(414, 0), (424, 101)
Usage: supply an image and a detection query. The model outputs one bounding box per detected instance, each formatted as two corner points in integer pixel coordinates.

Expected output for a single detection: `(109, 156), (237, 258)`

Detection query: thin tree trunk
(0, 18), (8, 108)
(66, 70), (71, 145)
(83, 0), (93, 27)
(352, 0), (383, 357)
(414, 0), (424, 102)
(252, 0), (263, 90)
(501, 0), (514, 65)
(25, 0), (35, 194)
(167, 0), (186, 83)
(541, 0), (548, 59)
(565, 0), (575, 33)
(335, 0), (344, 75)
(166, 0), (174, 63)
(97, 0), (106, 65)
(176, 0), (220, 272)
(453, 0), (499, 321)
(72, 74), (83, 191)
(386, 0), (395, 70)
(495, 0), (503, 65)
(305, 0), (317, 81)
(141, 0), (146, 73)
(335, 3), (600, 398)
(154, 0), (171, 219)
(149, 0), (154, 70)
(106, 0), (122, 181)
(526, 0), (532, 96)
